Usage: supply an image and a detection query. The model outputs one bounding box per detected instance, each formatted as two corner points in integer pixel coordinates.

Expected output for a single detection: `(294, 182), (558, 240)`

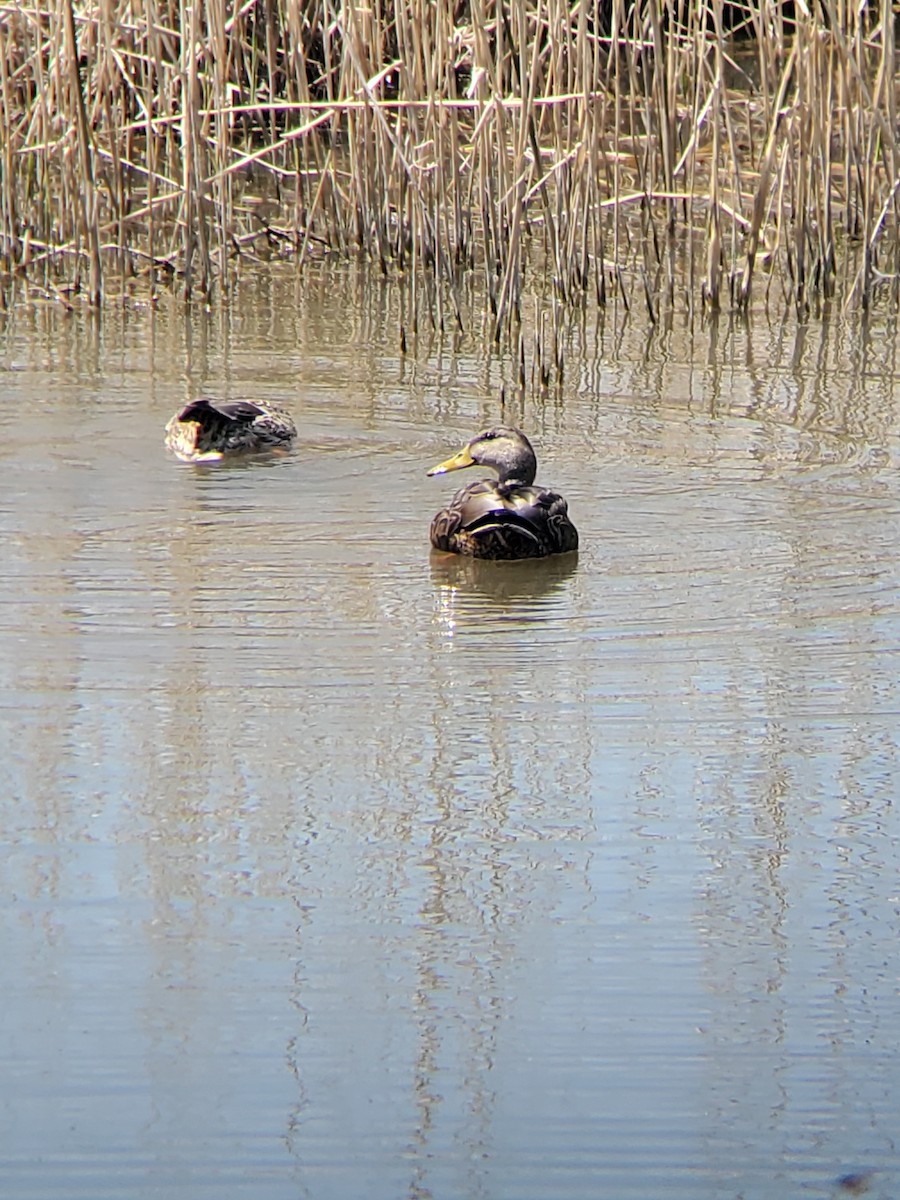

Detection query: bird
(164, 398), (297, 462)
(427, 425), (578, 559)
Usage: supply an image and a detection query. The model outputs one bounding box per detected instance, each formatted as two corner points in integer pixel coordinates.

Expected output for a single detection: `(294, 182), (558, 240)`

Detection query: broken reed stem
(1, 1), (900, 318)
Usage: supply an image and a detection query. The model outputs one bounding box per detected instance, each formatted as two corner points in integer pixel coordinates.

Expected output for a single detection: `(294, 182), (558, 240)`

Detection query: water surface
(2, 270), (900, 1199)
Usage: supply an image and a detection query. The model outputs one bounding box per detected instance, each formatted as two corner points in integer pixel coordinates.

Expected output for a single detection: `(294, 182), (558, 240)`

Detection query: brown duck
(165, 398), (297, 462)
(427, 426), (578, 559)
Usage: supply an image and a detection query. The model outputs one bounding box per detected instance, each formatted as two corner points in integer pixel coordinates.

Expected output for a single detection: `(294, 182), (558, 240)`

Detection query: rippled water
(2, 269), (900, 1199)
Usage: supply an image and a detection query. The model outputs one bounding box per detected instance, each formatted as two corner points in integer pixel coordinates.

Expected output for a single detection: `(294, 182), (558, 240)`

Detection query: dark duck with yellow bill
(427, 426), (578, 559)
(165, 398), (297, 462)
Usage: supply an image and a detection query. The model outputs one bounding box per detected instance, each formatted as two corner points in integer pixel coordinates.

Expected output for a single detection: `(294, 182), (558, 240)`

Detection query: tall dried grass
(1, 0), (899, 325)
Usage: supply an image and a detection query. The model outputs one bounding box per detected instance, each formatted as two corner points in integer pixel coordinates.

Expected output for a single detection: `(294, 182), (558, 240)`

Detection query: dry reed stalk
(179, 0), (211, 299)
(736, 42), (796, 311)
(63, 0), (102, 303)
(0, 16), (16, 279)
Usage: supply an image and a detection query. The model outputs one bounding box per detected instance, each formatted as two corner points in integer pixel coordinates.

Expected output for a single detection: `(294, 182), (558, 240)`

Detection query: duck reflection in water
(427, 426), (579, 560)
(430, 552), (578, 641)
(431, 550), (579, 605)
(165, 398), (297, 463)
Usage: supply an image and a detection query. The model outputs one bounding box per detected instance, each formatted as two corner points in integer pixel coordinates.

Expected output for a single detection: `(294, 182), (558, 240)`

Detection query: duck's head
(427, 426), (538, 488)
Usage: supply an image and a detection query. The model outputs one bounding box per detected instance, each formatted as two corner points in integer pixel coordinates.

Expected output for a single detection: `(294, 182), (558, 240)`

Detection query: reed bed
(1, 0), (899, 331)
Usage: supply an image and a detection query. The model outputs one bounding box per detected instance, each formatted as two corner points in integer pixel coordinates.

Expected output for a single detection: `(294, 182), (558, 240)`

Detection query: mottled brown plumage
(427, 426), (578, 560)
(165, 398), (296, 462)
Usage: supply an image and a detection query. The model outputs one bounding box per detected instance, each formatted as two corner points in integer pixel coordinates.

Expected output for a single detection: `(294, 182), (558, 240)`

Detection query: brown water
(2, 267), (900, 1200)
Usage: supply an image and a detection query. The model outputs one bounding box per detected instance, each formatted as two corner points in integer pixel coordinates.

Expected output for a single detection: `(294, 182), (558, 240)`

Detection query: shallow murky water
(2, 267), (900, 1199)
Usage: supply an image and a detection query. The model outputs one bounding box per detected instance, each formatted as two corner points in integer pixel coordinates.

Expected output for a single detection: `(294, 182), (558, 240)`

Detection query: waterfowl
(427, 426), (578, 559)
(164, 398), (297, 462)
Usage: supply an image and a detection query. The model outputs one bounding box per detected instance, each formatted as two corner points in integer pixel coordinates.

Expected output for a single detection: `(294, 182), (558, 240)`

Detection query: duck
(164, 398), (297, 462)
(427, 425), (578, 559)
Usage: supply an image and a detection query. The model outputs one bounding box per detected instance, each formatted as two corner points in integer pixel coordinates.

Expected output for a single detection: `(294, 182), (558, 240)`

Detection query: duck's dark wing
(431, 480), (578, 559)
(174, 398), (267, 427)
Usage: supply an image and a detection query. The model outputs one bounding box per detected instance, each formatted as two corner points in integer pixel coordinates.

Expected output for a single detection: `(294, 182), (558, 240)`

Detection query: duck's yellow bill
(427, 446), (475, 476)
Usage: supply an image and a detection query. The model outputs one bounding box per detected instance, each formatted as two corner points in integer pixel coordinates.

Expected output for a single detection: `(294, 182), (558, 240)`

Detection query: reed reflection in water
(1, 272), (900, 1200)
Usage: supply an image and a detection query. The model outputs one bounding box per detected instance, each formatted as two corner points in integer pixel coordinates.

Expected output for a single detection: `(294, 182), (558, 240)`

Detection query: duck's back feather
(430, 479), (578, 559)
